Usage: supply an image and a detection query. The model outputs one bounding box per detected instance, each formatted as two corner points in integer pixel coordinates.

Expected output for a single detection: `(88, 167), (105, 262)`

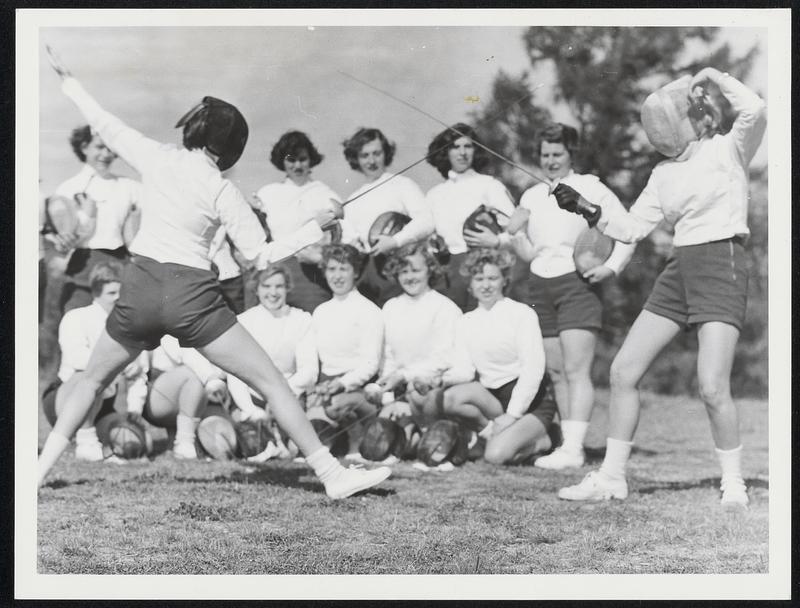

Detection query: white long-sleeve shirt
(426, 169), (516, 255)
(55, 164), (140, 251)
(442, 297), (546, 419)
(381, 289), (462, 382)
(311, 290), (383, 391)
(343, 172), (434, 247)
(229, 304), (318, 400)
(597, 73), (767, 246)
(255, 178), (344, 239)
(519, 172), (636, 277)
(57, 301), (148, 410)
(61, 77), (323, 271)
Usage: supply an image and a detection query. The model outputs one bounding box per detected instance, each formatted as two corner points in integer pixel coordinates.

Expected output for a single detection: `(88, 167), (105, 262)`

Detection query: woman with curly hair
(254, 130), (344, 312)
(370, 241), (462, 422)
(310, 244), (384, 457)
(439, 248), (557, 465)
(341, 127), (434, 306)
(424, 123), (516, 311)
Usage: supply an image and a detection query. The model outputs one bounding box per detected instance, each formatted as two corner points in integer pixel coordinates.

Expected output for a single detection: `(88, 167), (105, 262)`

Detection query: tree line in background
(471, 27), (767, 397)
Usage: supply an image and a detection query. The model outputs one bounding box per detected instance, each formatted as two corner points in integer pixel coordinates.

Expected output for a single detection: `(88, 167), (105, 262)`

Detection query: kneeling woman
(227, 265), (318, 424)
(374, 241), (462, 424)
(311, 244), (384, 456)
(440, 248), (557, 464)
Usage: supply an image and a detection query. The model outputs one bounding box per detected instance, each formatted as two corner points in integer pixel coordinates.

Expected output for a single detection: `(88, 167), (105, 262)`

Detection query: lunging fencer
(553, 68), (766, 508)
(39, 48), (391, 499)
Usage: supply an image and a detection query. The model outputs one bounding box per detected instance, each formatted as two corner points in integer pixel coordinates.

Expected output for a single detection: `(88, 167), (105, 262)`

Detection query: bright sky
(38, 25), (767, 199)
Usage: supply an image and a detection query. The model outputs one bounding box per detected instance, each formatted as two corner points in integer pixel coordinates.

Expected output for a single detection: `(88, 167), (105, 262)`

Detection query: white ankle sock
(305, 447), (343, 483)
(599, 437), (633, 481)
(39, 431), (71, 486)
(176, 414), (201, 444)
(715, 444), (744, 483)
(478, 420), (494, 439)
(560, 420), (589, 453)
(75, 426), (99, 445)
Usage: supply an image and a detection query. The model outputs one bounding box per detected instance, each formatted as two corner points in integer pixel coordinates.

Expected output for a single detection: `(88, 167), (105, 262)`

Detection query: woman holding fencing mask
(424, 123), (516, 311)
(341, 127), (435, 307)
(39, 48), (391, 499)
(553, 68), (766, 508)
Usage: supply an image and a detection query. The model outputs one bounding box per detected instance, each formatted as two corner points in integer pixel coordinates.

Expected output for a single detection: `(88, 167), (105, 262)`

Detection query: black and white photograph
(16, 7), (791, 601)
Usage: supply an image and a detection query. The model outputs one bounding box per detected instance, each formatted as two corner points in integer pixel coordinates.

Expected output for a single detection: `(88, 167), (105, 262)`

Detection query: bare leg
(147, 366), (208, 427)
(442, 382), (503, 431)
(39, 330), (140, 485)
(198, 322), (323, 456)
(484, 414), (549, 465)
(52, 331), (140, 439)
(55, 379), (110, 429)
(696, 322), (741, 449)
(559, 329), (597, 423)
(607, 311), (681, 441)
(543, 337), (568, 419)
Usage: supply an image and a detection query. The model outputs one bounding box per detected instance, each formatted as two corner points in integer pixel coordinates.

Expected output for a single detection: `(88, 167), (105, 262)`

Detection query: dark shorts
(218, 274), (246, 315)
(41, 377), (117, 428)
(488, 373), (557, 428)
(510, 271), (603, 338)
(60, 247), (130, 315)
(106, 254), (237, 351)
(644, 238), (749, 331)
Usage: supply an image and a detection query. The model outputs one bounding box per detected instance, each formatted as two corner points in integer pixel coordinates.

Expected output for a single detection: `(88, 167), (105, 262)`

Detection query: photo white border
(16, 7), (792, 600)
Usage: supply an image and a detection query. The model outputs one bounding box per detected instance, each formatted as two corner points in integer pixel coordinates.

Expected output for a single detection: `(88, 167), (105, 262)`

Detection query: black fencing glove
(552, 183), (602, 228)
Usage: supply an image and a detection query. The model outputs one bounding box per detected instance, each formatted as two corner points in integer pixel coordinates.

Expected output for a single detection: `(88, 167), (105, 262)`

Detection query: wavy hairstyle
(69, 125), (94, 163)
(269, 130), (324, 171)
(533, 122), (580, 166)
(382, 241), (444, 288)
(426, 123), (489, 179)
(253, 264), (293, 293)
(89, 261), (122, 297)
(458, 247), (517, 291)
(342, 127), (396, 171)
(319, 243), (368, 280)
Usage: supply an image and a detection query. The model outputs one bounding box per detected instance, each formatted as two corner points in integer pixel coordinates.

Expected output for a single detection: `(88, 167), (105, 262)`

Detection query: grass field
(36, 389), (769, 575)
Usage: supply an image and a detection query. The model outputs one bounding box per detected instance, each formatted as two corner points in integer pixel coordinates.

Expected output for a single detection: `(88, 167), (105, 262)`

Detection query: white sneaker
(558, 470), (628, 501)
(75, 439), (104, 462)
(173, 440), (198, 460)
(720, 478), (749, 510)
(324, 464), (392, 500)
(535, 446), (585, 470)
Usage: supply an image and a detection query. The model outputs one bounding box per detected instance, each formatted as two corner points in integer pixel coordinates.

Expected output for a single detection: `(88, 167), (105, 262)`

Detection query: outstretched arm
(47, 46), (162, 174)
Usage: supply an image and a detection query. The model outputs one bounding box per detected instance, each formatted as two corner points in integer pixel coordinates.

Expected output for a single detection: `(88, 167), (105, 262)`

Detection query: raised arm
(692, 68), (767, 167)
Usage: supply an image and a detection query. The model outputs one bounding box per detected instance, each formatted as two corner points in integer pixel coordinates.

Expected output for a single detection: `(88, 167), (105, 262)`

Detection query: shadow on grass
(172, 467), (397, 498)
(636, 477), (768, 495)
(584, 445), (660, 465)
(42, 478), (92, 489)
